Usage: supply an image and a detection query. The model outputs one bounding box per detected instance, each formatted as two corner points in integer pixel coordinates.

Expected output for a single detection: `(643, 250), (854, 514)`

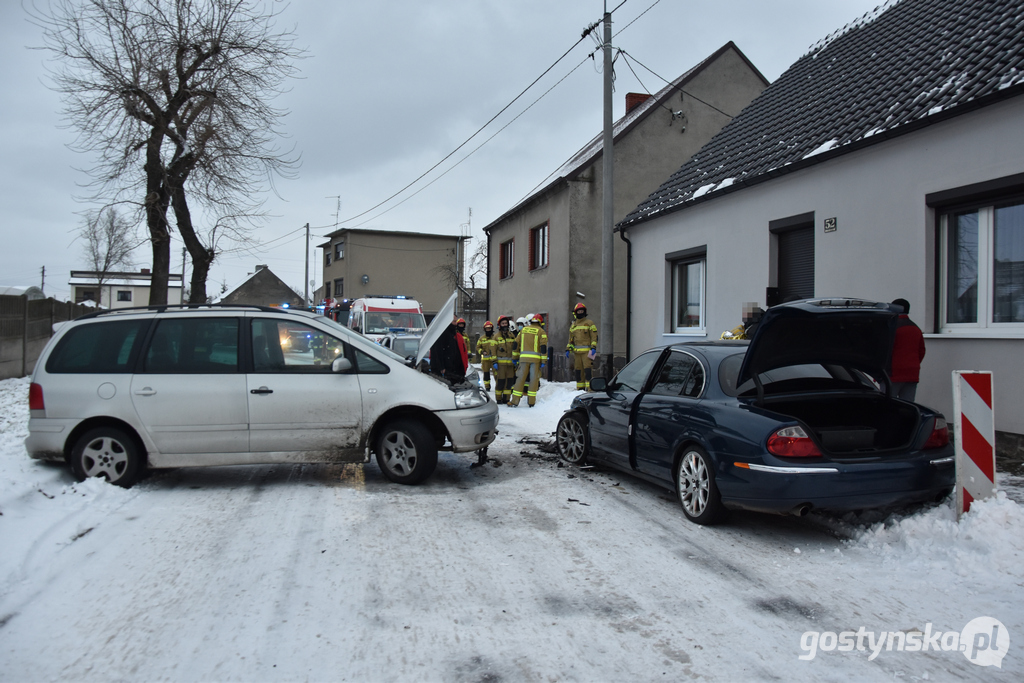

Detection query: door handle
(250, 387), (273, 395)
(134, 387), (156, 396)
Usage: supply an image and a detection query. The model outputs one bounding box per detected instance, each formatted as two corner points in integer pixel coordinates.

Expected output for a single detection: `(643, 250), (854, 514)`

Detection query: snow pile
(846, 494), (1024, 583)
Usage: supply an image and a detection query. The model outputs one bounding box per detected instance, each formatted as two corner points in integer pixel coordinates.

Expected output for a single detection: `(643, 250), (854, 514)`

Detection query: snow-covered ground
(0, 374), (1022, 681)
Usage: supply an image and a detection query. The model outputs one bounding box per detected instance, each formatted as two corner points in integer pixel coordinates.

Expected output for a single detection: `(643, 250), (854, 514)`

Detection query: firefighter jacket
(476, 333), (497, 362)
(514, 323), (548, 363)
(567, 317), (598, 353)
(493, 331), (517, 367)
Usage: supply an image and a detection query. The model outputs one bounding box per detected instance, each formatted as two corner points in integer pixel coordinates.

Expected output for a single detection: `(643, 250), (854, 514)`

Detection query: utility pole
(303, 222), (310, 308)
(600, 4), (615, 377)
(40, 266), (45, 295)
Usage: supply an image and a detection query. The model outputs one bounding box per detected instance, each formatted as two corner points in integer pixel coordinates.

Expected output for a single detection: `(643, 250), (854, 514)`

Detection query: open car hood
(414, 291), (457, 367)
(737, 298), (899, 386)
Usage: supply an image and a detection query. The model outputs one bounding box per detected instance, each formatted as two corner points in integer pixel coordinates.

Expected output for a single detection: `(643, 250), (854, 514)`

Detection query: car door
(588, 350), (662, 469)
(634, 350), (708, 483)
(129, 316), (249, 458)
(246, 317), (363, 459)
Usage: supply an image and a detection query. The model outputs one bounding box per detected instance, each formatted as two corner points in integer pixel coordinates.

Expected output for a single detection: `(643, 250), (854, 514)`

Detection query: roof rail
(76, 302), (300, 321)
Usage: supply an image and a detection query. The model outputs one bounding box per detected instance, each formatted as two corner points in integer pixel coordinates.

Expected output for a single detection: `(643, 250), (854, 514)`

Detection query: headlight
(454, 389), (487, 409)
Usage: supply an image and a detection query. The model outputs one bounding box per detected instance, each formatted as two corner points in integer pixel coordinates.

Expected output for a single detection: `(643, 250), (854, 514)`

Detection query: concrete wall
(322, 231), (461, 316)
(487, 45), (769, 379)
(628, 96), (1024, 435)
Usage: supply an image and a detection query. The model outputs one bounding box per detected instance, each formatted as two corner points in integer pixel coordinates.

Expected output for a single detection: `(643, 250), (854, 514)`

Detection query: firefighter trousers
(510, 360), (541, 406)
(480, 357), (495, 390)
(494, 361), (516, 403)
(572, 351), (594, 391)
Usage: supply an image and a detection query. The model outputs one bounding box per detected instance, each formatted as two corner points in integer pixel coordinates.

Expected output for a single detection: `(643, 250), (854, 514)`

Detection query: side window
(650, 351), (704, 398)
(611, 351), (661, 393)
(45, 319), (148, 373)
(352, 347), (389, 374)
(251, 319), (346, 373)
(143, 318), (239, 373)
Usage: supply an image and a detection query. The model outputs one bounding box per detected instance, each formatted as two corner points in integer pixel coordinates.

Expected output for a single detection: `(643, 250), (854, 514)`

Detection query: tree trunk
(145, 135), (171, 306)
(169, 183), (214, 304)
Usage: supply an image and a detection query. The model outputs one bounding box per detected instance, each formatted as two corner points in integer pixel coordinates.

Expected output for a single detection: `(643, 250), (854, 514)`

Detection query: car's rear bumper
(719, 447), (956, 514)
(435, 403), (499, 453)
(25, 418), (74, 462)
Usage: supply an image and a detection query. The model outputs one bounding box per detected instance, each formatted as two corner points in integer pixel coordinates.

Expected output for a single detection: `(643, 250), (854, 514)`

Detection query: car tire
(70, 427), (144, 489)
(375, 420), (438, 485)
(675, 445), (724, 525)
(556, 412), (590, 465)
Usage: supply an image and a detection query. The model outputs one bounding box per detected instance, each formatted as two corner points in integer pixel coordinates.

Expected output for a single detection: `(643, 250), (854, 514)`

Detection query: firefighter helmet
(483, 320), (494, 330)
(530, 314), (544, 325)
(574, 303), (587, 314)
(456, 317), (466, 324)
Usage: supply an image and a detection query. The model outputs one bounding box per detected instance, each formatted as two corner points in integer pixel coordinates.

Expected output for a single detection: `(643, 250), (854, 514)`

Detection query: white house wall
(628, 96), (1024, 434)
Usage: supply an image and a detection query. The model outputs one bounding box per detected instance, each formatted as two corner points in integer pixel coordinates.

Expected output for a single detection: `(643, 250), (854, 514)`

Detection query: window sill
(665, 331), (707, 338)
(928, 331), (1024, 340)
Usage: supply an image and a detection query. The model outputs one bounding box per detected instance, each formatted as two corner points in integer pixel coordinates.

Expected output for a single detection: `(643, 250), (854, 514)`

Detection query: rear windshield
(46, 319), (149, 373)
(719, 354), (882, 397)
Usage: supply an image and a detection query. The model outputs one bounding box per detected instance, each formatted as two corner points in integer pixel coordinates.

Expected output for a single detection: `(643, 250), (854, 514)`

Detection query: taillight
(923, 417), (949, 449)
(29, 383), (44, 411)
(766, 426), (822, 457)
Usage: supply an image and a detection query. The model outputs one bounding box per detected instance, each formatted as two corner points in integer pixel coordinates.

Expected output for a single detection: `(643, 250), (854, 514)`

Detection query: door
(129, 316), (248, 456)
(246, 318), (363, 458)
(777, 225), (815, 301)
(588, 350), (662, 469)
(634, 350), (708, 484)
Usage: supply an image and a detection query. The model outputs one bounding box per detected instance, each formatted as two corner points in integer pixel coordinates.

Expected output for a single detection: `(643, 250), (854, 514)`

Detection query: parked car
(25, 302), (497, 488)
(555, 298), (954, 525)
(381, 331), (423, 360)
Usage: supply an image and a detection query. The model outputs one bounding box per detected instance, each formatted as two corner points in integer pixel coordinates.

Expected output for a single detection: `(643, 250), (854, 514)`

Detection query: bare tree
(81, 206), (139, 301)
(33, 0), (303, 304)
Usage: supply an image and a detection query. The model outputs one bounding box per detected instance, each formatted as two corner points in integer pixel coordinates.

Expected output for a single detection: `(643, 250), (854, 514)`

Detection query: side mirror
(589, 376), (608, 392)
(332, 357), (353, 373)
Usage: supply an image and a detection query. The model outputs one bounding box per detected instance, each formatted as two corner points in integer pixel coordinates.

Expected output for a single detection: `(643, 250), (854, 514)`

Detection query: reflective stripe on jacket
(515, 324), (548, 362)
(567, 317), (598, 352)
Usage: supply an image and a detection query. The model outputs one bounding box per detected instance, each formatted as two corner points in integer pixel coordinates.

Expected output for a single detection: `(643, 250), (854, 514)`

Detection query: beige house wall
(486, 44), (768, 377)
(320, 229), (462, 317)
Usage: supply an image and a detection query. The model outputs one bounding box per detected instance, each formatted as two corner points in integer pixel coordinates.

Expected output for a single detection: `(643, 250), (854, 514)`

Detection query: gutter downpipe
(618, 226), (631, 361)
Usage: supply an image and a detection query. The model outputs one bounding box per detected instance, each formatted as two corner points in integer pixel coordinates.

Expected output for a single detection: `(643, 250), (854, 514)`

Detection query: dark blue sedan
(556, 299), (955, 524)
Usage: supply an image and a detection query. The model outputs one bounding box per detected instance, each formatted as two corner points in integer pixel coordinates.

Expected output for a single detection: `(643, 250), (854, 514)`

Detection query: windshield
(365, 312), (426, 334)
(393, 338), (421, 357)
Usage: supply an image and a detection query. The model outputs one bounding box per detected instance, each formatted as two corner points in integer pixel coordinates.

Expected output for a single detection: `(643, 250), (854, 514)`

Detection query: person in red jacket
(890, 298), (926, 401)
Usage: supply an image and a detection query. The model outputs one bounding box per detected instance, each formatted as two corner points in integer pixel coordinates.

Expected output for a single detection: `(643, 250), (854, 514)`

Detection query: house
(69, 269), (183, 308)
(618, 0), (1024, 450)
(318, 228), (467, 320)
(217, 265), (303, 308)
(483, 42), (769, 380)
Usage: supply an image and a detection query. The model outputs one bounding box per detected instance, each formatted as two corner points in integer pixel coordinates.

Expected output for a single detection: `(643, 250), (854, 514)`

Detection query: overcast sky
(0, 0), (887, 301)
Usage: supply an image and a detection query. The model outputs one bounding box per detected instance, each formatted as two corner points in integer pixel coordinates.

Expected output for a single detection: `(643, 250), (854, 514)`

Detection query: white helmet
(516, 316), (527, 327)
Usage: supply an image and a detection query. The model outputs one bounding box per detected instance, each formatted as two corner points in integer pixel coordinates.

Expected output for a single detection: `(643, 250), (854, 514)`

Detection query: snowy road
(1, 376), (1021, 681)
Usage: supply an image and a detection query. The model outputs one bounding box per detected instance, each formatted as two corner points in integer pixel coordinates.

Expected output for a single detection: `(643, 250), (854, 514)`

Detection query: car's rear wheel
(375, 420), (438, 485)
(676, 446), (724, 525)
(556, 412), (590, 465)
(70, 427), (143, 488)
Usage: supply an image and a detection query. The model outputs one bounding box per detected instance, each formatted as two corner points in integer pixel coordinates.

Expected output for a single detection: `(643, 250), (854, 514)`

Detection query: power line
(617, 49), (737, 120)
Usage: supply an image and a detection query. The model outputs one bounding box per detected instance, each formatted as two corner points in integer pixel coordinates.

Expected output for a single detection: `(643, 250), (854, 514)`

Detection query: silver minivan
(25, 301), (497, 487)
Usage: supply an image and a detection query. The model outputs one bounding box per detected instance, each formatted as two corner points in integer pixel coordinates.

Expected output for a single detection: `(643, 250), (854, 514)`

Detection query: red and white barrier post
(951, 371), (997, 519)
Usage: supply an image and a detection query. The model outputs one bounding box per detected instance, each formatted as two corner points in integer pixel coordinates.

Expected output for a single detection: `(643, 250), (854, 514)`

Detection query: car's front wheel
(556, 412), (590, 465)
(70, 427), (144, 488)
(375, 420), (438, 485)
(676, 445), (724, 525)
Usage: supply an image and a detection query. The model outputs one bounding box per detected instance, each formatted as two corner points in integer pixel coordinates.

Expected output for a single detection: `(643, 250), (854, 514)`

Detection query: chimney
(141, 268), (150, 275)
(625, 92), (652, 114)
(255, 264), (267, 271)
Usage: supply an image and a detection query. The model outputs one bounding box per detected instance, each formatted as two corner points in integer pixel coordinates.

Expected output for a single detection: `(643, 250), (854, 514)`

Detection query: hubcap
(82, 437), (129, 482)
(558, 418), (585, 463)
(381, 430), (418, 476)
(678, 451), (709, 517)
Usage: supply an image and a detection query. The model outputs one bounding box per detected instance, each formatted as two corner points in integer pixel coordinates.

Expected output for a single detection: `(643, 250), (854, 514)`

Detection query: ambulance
(347, 295), (427, 344)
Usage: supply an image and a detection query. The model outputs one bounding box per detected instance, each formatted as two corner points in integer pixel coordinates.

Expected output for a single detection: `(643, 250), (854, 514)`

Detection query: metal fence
(0, 296), (95, 380)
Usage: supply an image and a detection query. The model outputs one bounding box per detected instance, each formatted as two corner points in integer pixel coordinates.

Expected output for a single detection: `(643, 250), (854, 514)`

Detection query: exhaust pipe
(790, 503), (812, 517)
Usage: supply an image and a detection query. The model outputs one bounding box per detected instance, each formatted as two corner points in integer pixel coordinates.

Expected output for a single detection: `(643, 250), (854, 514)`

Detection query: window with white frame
(940, 199), (1024, 331)
(500, 239), (514, 280)
(529, 222), (548, 270)
(669, 253), (706, 332)
(335, 241), (344, 260)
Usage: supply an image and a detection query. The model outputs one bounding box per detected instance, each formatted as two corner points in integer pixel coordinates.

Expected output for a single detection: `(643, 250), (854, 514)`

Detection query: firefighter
(566, 303), (598, 391)
(515, 316), (527, 336)
(475, 321), (496, 391)
(509, 314), (547, 407)
(455, 318), (470, 356)
(492, 316), (517, 404)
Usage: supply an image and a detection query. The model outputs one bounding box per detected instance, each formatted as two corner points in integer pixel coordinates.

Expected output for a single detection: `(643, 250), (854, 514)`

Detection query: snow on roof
(620, 0), (1024, 229)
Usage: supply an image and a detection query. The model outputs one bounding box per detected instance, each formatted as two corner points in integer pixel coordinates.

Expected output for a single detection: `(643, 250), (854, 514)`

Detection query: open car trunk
(761, 394), (921, 456)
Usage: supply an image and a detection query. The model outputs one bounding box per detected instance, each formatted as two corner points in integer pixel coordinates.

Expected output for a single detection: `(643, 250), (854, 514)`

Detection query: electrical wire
(617, 49), (737, 120)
